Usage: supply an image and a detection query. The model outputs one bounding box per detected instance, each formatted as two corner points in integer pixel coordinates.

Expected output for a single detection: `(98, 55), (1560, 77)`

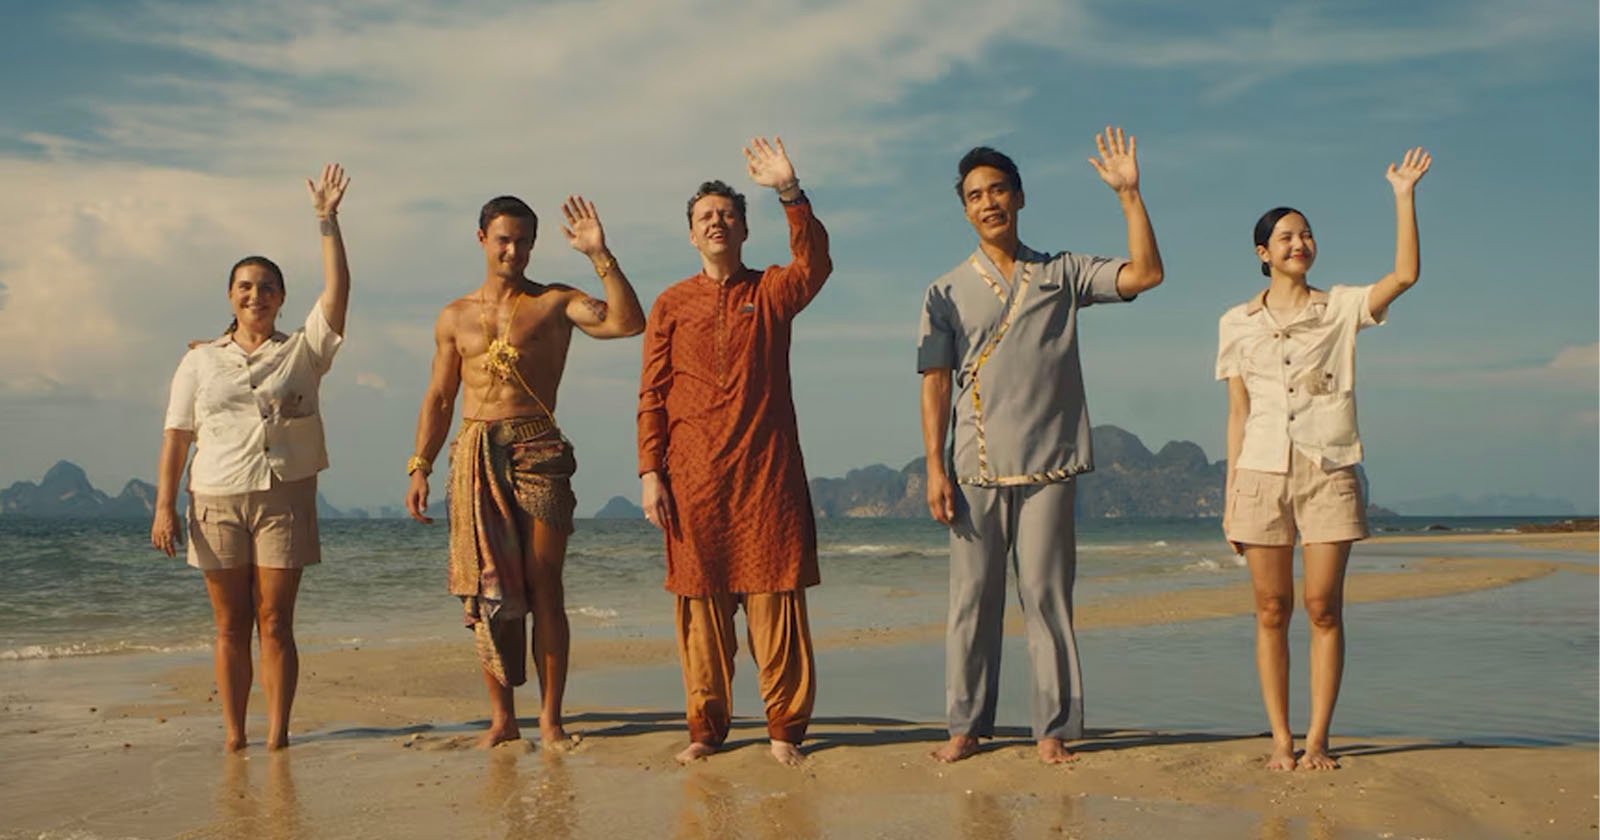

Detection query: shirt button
(1288, 387), (1296, 394)
(1283, 358), (1291, 365)
(1289, 414), (1296, 421)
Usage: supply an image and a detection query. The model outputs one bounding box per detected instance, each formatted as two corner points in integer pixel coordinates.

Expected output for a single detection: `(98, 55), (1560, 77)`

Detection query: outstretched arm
(746, 136), (832, 314)
(561, 195), (645, 338)
(307, 163), (352, 335)
(1088, 126), (1164, 298)
(405, 309), (463, 524)
(1367, 147), (1432, 322)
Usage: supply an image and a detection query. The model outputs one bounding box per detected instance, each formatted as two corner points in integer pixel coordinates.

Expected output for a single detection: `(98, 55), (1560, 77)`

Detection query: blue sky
(1, 0), (1595, 514)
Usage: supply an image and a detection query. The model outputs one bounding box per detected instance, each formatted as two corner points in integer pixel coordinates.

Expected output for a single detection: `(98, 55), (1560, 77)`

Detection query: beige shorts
(1226, 448), (1368, 546)
(187, 475), (321, 571)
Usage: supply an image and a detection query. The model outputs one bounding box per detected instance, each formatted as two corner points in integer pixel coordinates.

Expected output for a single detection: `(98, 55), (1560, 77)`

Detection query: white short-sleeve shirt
(1216, 284), (1383, 473)
(164, 301), (343, 495)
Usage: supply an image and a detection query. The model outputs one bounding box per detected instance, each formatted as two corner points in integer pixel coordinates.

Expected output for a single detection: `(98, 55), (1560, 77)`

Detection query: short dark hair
(1252, 207), (1308, 277)
(685, 180), (746, 226)
(478, 195), (538, 235)
(955, 147), (1023, 201)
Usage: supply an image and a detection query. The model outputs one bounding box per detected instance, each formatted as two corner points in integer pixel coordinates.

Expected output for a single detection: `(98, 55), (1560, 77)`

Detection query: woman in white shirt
(1215, 148), (1431, 771)
(150, 164), (351, 752)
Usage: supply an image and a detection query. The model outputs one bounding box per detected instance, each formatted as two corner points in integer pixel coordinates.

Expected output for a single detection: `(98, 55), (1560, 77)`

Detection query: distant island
(7, 424), (1590, 521)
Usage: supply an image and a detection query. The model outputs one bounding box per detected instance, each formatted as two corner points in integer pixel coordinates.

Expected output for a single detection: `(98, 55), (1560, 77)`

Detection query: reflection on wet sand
(482, 748), (577, 840)
(213, 751), (303, 840)
(1257, 809), (1339, 840)
(673, 771), (819, 840)
(960, 791), (1012, 840)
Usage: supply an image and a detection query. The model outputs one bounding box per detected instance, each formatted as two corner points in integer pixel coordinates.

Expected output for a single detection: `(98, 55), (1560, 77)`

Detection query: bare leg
(931, 734), (980, 763)
(525, 520), (575, 748)
(1299, 541), (1351, 770)
(254, 567), (303, 750)
(479, 664), (522, 748)
(1246, 545), (1297, 771)
(203, 569), (255, 752)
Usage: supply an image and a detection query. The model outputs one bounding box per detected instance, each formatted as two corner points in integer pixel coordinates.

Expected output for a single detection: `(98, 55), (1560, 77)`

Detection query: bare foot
(930, 735), (979, 763)
(769, 740), (804, 766)
(1037, 737), (1078, 765)
(675, 742), (717, 764)
(1298, 747), (1339, 770)
(1264, 743), (1297, 771)
(224, 736), (248, 754)
(476, 723), (522, 750)
(266, 731), (289, 751)
(542, 729), (582, 753)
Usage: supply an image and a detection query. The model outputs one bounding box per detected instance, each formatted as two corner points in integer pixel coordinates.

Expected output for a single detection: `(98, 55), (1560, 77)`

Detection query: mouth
(981, 212), (1006, 225)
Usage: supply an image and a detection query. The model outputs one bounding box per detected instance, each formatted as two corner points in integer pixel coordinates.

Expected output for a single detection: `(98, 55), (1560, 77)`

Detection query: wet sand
(2, 535), (1595, 839)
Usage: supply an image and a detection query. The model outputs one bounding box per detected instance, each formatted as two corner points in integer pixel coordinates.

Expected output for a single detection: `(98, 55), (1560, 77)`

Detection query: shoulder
(1217, 298), (1258, 332)
(539, 282), (581, 297)
(928, 259), (973, 294)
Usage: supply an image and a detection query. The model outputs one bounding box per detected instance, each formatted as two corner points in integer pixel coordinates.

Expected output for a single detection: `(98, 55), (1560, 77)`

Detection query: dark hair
(1252, 207), (1308, 277)
(685, 180), (746, 227)
(955, 147), (1023, 201)
(478, 195), (538, 234)
(225, 256), (285, 335)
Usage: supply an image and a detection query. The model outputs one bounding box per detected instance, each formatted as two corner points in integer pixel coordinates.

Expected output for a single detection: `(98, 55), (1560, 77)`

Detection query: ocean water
(0, 516), (1593, 745)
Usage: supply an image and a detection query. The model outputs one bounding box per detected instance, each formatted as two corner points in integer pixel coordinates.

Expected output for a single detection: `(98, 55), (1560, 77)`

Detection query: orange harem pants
(675, 590), (816, 746)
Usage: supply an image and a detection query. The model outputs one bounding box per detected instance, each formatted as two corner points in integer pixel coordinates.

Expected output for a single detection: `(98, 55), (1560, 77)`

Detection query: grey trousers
(946, 480), (1083, 740)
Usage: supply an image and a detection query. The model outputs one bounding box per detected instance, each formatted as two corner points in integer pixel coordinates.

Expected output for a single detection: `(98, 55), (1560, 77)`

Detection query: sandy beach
(2, 532), (1595, 839)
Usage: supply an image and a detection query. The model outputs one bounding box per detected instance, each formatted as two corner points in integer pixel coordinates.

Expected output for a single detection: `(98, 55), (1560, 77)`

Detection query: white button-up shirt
(1215, 284), (1383, 473)
(164, 302), (343, 495)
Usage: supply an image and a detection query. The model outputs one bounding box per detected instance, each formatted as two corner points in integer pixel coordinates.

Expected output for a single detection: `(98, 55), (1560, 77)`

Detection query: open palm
(744, 136), (796, 189)
(306, 162), (349, 217)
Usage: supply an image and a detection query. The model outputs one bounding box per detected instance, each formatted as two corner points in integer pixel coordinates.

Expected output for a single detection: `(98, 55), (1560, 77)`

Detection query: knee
(216, 616), (253, 646)
(1255, 595), (1293, 631)
(255, 608), (295, 645)
(1303, 596), (1343, 630)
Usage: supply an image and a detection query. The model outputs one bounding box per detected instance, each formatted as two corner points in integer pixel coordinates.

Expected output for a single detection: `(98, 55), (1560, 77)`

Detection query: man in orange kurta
(637, 137), (831, 766)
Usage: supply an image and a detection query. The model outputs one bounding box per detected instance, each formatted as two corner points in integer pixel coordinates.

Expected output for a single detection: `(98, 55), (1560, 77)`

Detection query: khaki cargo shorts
(1226, 448), (1368, 547)
(186, 475), (321, 570)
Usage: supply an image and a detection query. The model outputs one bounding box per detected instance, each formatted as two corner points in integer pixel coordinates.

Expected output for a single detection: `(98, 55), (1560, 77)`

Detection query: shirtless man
(405, 194), (644, 748)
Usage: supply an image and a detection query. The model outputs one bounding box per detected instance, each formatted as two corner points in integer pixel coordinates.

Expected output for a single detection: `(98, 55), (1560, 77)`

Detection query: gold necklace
(478, 289), (524, 384)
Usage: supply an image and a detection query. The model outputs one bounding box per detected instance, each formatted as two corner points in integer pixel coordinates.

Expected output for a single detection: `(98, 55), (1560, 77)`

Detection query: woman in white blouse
(1216, 148), (1431, 771)
(150, 164), (351, 752)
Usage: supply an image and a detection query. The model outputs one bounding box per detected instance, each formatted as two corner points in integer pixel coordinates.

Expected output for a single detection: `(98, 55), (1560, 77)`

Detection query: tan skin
(406, 195), (644, 750)
(637, 136), (809, 768)
(1224, 148), (1431, 771)
(149, 163), (351, 752)
(923, 127), (1165, 765)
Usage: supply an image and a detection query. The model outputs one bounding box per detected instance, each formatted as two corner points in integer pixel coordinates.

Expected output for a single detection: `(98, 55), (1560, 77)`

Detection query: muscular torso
(450, 282), (576, 421)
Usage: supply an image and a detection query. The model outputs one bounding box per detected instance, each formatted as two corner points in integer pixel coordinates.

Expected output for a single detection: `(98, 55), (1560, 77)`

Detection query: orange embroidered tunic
(637, 201), (832, 596)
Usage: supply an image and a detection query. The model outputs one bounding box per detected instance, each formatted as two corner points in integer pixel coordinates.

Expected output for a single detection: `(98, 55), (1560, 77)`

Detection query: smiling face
(228, 263), (285, 331)
(687, 194), (747, 262)
(1256, 212), (1317, 279)
(960, 165), (1024, 245)
(478, 214), (537, 281)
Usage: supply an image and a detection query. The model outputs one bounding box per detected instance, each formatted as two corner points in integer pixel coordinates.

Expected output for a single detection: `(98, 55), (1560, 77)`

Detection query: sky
(0, 0), (1595, 515)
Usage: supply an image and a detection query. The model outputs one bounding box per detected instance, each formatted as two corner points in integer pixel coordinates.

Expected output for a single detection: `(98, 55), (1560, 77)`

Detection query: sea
(1, 515), (1594, 746)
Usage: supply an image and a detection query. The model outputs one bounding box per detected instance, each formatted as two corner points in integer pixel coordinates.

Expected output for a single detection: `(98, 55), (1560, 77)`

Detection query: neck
(701, 253), (743, 283)
(1265, 273), (1311, 308)
(233, 322), (273, 347)
(480, 275), (526, 300)
(978, 234), (1020, 275)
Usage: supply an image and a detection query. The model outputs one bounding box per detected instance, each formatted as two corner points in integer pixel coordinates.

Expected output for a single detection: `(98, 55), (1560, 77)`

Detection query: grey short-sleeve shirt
(917, 245), (1130, 486)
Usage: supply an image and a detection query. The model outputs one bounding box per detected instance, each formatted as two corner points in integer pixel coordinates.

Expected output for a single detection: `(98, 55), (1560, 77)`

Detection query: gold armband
(593, 254), (617, 278)
(406, 455), (432, 476)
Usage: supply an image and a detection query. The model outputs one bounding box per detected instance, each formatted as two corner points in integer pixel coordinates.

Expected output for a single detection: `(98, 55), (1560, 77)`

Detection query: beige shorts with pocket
(187, 475), (321, 571)
(1226, 448), (1368, 547)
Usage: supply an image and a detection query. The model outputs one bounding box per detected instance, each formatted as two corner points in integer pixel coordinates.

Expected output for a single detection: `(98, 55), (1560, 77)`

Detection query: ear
(1255, 243), (1271, 263)
(477, 228), (488, 246)
(1016, 188), (1025, 211)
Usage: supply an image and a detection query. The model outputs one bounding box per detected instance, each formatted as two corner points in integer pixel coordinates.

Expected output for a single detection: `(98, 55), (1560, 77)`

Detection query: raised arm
(1366, 147), (1432, 322)
(747, 136), (832, 315)
(921, 369), (956, 525)
(405, 308), (463, 524)
(1087, 126), (1164, 298)
(560, 195), (646, 338)
(306, 163), (352, 335)
(1222, 376), (1250, 555)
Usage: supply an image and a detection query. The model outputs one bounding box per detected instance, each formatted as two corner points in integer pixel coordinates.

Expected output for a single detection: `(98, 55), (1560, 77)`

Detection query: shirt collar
(1244, 286), (1328, 317)
(210, 330), (289, 349)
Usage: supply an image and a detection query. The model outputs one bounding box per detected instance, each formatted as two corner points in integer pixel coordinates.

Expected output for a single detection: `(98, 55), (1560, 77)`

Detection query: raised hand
(560, 195), (607, 258)
(1087, 126), (1139, 193)
(306, 163), (350, 218)
(744, 136), (797, 190)
(1385, 147), (1432, 195)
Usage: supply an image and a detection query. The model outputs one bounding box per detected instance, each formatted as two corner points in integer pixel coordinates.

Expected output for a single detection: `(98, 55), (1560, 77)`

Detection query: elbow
(1137, 265), (1164, 292)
